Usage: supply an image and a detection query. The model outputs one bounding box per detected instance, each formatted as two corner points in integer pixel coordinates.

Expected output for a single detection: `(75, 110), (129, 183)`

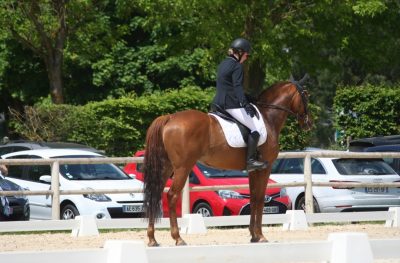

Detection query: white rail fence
(1, 151), (400, 219)
(1, 232), (400, 263)
(1, 208), (399, 236)
(1, 151), (400, 263)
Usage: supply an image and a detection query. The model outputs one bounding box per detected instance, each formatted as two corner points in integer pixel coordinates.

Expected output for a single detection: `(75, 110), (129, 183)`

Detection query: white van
(1, 149), (144, 220)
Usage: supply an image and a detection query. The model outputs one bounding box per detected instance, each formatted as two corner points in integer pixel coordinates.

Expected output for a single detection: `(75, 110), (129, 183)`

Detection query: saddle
(209, 104), (250, 143)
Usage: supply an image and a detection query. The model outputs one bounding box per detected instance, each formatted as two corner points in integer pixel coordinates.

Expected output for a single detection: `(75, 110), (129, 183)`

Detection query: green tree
(0, 0), (68, 103)
(0, 0), (115, 104)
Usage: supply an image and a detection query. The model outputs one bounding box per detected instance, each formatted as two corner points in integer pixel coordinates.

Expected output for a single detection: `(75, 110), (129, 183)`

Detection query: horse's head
(257, 79), (313, 131)
(290, 81), (312, 130)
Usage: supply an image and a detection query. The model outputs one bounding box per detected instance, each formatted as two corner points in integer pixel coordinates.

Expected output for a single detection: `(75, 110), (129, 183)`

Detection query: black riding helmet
(230, 38), (251, 54)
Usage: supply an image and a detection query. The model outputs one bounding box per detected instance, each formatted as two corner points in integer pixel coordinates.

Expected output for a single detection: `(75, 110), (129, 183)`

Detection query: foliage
(92, 42), (215, 95)
(9, 86), (315, 156)
(279, 104), (321, 151)
(10, 86), (215, 156)
(3, 0), (400, 149)
(333, 84), (400, 146)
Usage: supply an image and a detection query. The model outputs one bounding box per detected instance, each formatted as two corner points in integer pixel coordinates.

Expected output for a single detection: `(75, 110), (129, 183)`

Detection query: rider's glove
(244, 103), (256, 118)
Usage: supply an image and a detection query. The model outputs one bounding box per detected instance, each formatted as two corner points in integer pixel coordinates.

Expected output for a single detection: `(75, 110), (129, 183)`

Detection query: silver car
(270, 153), (400, 212)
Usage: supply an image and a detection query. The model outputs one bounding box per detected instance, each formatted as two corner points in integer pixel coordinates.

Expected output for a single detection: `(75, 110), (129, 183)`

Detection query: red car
(124, 150), (291, 217)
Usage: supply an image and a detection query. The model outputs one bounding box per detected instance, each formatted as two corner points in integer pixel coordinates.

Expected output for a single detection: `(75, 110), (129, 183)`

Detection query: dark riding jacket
(212, 56), (247, 109)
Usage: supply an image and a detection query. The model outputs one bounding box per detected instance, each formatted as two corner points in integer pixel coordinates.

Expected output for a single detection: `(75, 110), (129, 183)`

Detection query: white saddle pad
(209, 106), (267, 148)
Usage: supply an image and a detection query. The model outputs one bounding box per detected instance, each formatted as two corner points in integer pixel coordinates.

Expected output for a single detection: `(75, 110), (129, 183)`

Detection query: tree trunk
(45, 52), (64, 104)
(244, 58), (266, 96)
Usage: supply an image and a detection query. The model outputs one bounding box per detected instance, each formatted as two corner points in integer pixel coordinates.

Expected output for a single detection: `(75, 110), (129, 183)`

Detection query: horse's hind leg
(147, 163), (171, 247)
(147, 219), (159, 246)
(168, 167), (191, 246)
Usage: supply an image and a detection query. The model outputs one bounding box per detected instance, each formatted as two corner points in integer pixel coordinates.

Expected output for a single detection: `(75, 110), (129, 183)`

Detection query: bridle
(257, 80), (310, 124)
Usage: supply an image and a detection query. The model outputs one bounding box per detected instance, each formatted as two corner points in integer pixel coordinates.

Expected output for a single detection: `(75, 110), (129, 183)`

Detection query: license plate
(122, 205), (144, 213)
(364, 187), (389, 193)
(263, 206), (279, 214)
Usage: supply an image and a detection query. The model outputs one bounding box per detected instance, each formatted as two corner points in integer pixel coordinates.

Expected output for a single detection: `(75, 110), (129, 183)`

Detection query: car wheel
(296, 196), (320, 213)
(22, 206), (30, 221)
(193, 202), (213, 217)
(61, 204), (80, 220)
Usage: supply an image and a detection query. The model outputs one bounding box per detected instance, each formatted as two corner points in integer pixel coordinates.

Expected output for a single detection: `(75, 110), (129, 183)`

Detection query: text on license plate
(122, 205), (144, 213)
(364, 187), (389, 193)
(263, 206), (279, 214)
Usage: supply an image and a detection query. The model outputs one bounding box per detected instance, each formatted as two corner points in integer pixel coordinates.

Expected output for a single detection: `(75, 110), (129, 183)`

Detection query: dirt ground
(1, 222), (400, 253)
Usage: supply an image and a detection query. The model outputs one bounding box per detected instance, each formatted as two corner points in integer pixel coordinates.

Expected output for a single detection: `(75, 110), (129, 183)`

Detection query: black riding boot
(246, 131), (268, 171)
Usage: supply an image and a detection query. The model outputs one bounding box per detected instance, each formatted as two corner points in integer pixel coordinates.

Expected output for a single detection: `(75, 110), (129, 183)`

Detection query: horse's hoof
(250, 237), (260, 243)
(250, 237), (269, 243)
(148, 241), (160, 247)
(176, 239), (187, 246)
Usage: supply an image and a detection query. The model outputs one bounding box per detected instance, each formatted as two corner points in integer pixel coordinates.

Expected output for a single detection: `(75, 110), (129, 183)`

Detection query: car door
(270, 158), (328, 204)
(6, 154), (52, 219)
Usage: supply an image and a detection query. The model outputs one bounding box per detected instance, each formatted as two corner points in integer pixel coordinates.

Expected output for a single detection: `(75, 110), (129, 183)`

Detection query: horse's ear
(299, 73), (310, 85)
(289, 73), (309, 85)
(289, 74), (295, 83)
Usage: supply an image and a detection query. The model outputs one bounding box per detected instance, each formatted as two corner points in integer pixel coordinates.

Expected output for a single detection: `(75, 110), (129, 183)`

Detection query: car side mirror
(128, 174), (136, 179)
(39, 175), (52, 184)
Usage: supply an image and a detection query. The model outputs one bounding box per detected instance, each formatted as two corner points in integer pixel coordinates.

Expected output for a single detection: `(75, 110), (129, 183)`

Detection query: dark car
(349, 135), (400, 151)
(0, 176), (30, 221)
(0, 140), (103, 156)
(364, 145), (400, 175)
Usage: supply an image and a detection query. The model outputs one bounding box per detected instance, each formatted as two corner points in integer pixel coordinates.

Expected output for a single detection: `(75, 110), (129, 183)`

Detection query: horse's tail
(143, 115), (171, 222)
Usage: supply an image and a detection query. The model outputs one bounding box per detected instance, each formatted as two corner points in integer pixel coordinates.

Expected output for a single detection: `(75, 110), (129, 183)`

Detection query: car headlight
(217, 190), (245, 199)
(280, 187), (288, 198)
(83, 188), (111, 202)
(15, 186), (27, 199)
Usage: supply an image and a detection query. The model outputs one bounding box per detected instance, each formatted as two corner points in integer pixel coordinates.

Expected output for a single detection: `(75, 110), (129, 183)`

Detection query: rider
(212, 38), (268, 171)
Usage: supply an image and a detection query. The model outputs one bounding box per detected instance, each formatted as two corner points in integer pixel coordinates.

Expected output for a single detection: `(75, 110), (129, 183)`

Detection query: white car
(270, 151), (400, 213)
(1, 149), (144, 220)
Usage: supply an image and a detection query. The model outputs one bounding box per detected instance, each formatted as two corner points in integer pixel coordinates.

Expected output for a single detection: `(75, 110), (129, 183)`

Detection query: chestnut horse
(143, 80), (312, 246)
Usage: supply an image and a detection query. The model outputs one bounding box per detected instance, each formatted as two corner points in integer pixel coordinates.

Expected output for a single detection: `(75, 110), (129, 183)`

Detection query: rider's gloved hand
(244, 103), (256, 118)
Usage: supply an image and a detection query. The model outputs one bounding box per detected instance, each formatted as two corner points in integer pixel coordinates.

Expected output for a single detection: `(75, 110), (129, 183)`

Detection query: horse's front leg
(248, 171), (257, 241)
(249, 170), (269, 243)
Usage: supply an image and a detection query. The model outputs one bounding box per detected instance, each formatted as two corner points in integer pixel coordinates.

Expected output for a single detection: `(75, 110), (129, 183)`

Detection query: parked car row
(1, 139), (400, 221)
(123, 150), (291, 217)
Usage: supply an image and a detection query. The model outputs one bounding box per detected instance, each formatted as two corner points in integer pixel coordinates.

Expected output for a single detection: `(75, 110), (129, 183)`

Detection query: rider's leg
(226, 108), (268, 171)
(246, 131), (268, 171)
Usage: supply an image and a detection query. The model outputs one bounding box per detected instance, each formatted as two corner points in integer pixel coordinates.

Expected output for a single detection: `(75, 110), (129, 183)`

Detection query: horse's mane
(254, 81), (290, 102)
(255, 74), (309, 102)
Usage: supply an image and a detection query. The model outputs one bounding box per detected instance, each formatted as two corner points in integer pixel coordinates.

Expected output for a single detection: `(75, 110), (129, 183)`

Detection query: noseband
(257, 81), (310, 123)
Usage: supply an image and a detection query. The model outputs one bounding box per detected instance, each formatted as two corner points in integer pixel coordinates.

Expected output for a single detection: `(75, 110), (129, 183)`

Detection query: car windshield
(53, 155), (131, 180)
(0, 178), (21, 191)
(197, 162), (248, 178)
(332, 158), (397, 175)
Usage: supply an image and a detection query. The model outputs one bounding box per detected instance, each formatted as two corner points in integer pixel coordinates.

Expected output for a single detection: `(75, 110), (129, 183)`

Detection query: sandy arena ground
(1, 223), (400, 253)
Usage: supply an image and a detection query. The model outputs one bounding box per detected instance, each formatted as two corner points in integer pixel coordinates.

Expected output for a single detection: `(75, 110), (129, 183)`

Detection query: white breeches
(226, 108), (258, 132)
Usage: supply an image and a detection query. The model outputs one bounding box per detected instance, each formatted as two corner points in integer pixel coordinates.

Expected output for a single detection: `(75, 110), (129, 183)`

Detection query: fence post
(51, 161), (60, 220)
(304, 154), (314, 214)
(182, 177), (190, 215)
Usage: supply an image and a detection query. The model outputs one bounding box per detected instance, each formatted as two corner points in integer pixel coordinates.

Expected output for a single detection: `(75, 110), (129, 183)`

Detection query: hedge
(333, 84), (400, 145)
(10, 86), (315, 156)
